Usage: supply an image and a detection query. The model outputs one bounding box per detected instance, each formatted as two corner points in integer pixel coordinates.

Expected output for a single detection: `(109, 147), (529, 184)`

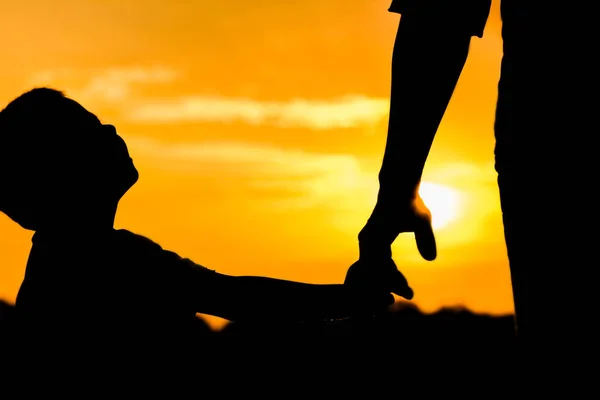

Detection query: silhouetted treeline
(0, 298), (519, 390)
(0, 298), (515, 341)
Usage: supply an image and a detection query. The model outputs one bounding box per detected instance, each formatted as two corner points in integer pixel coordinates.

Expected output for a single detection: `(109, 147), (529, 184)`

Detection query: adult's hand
(346, 195), (437, 298)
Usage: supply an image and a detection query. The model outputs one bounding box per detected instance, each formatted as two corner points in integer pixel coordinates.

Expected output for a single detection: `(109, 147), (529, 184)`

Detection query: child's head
(0, 87), (139, 231)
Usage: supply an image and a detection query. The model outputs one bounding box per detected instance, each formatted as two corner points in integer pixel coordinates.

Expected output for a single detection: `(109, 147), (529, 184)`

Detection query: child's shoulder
(113, 229), (162, 248)
(112, 229), (177, 256)
(112, 229), (211, 270)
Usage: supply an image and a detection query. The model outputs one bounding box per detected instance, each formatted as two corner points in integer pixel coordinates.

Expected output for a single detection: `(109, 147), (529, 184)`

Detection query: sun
(418, 181), (463, 230)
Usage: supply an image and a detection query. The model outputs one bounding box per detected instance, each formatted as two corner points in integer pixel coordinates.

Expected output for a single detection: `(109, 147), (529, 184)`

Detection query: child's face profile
(84, 121), (139, 202)
(51, 98), (139, 206)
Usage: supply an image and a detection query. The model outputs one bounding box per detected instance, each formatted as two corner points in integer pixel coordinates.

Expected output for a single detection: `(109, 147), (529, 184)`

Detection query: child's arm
(123, 230), (393, 323)
(189, 269), (394, 323)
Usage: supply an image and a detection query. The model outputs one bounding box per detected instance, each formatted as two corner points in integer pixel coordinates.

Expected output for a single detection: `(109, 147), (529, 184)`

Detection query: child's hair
(0, 87), (101, 230)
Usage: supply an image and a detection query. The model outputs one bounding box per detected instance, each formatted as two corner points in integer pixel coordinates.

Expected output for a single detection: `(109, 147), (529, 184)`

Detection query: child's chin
(112, 166), (138, 198)
(123, 169), (139, 191)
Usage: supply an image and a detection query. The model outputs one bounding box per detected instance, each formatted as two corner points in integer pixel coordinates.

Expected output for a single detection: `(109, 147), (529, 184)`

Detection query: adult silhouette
(0, 88), (394, 360)
(345, 0), (591, 354)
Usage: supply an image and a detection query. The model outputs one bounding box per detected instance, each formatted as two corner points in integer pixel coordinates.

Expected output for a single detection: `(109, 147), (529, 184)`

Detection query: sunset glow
(0, 1), (514, 326)
(419, 182), (463, 230)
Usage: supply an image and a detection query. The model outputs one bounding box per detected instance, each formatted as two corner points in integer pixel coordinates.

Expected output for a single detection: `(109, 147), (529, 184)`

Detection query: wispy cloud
(27, 67), (389, 130)
(124, 135), (499, 235)
(126, 95), (390, 130)
(127, 134), (375, 192)
(27, 66), (178, 102)
(125, 135), (378, 223)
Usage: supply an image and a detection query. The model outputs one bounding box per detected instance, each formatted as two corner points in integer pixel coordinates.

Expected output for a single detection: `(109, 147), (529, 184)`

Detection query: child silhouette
(0, 88), (393, 350)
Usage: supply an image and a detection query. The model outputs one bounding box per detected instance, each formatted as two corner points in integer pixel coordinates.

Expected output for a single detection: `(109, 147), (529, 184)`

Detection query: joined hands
(345, 195), (437, 300)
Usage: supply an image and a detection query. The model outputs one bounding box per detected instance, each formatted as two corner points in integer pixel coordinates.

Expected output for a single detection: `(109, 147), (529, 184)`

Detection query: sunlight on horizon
(419, 182), (463, 230)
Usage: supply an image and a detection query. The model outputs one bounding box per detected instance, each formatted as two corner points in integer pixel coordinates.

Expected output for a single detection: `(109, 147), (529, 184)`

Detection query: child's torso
(15, 229), (198, 339)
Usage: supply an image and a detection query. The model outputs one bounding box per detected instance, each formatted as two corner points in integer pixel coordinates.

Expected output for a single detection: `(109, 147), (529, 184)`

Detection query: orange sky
(0, 0), (511, 328)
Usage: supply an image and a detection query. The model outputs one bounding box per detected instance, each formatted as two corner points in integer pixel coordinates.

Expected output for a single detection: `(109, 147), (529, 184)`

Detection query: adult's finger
(415, 217), (437, 261)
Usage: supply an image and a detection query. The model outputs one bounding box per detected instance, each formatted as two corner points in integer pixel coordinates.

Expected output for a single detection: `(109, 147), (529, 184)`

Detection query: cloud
(126, 134), (498, 201)
(27, 66), (178, 102)
(125, 135), (378, 217)
(27, 67), (389, 130)
(118, 134), (503, 249)
(124, 135), (500, 237)
(126, 95), (390, 130)
(127, 135), (374, 185)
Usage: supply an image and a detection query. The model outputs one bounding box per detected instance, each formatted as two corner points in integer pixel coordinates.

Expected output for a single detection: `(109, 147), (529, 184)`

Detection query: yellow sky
(0, 0), (511, 327)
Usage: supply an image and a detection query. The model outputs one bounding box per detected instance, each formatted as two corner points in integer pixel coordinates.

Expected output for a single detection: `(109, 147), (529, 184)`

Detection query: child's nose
(102, 124), (117, 135)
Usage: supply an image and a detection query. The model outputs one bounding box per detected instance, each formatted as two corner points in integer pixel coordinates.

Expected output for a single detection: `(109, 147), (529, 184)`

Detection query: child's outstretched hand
(344, 257), (414, 301)
(345, 285), (396, 315)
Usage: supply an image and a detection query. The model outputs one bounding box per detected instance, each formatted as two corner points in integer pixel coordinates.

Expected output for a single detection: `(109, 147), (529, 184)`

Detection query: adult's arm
(358, 0), (492, 259)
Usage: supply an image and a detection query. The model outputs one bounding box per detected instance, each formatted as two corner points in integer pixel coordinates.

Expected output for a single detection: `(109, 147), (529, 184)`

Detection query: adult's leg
(495, 0), (590, 348)
(495, 0), (527, 340)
